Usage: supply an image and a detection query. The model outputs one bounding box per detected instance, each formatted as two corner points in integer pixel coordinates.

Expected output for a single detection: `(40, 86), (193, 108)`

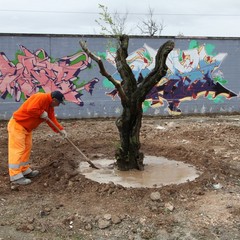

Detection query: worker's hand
(60, 129), (67, 138)
(40, 111), (48, 119)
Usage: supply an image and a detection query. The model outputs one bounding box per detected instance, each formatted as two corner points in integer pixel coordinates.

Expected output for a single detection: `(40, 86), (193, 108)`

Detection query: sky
(0, 0), (239, 37)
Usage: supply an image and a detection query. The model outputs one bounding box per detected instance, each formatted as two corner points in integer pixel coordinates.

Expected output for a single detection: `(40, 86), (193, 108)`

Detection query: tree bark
(115, 99), (144, 170)
(114, 36), (174, 171)
(80, 36), (174, 171)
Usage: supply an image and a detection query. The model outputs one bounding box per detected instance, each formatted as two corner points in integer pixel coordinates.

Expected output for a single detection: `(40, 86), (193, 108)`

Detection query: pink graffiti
(0, 46), (98, 106)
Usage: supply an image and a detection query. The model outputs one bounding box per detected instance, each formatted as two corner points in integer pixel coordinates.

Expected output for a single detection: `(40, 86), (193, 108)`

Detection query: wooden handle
(46, 117), (99, 169)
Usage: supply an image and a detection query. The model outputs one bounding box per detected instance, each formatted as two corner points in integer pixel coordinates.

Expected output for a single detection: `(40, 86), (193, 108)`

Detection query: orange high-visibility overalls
(8, 118), (33, 180)
(8, 93), (63, 181)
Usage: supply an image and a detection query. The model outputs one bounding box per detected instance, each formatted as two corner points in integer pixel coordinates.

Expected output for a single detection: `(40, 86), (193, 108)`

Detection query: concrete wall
(0, 34), (239, 119)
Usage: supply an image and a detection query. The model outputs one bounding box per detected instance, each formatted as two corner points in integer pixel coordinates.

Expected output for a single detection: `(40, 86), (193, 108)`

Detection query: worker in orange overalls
(7, 91), (67, 185)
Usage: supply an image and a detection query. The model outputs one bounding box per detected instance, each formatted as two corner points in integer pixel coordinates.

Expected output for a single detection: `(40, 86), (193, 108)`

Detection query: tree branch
(115, 35), (137, 96)
(135, 40), (175, 101)
(79, 40), (127, 101)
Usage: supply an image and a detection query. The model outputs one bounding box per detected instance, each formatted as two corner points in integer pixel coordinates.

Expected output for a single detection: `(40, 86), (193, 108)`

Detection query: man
(7, 91), (67, 185)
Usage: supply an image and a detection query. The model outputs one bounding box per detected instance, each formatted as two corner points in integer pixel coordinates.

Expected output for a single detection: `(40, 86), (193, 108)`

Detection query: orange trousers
(8, 118), (32, 181)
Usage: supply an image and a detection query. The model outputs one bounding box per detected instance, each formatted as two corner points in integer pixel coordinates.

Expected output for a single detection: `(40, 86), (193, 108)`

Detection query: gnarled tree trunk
(115, 99), (144, 170)
(80, 35), (174, 171)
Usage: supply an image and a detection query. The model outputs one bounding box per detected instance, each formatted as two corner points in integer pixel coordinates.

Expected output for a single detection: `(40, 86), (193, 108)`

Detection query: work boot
(12, 177), (32, 185)
(24, 170), (39, 178)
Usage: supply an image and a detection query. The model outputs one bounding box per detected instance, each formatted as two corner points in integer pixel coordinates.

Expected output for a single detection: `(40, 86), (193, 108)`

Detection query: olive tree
(80, 6), (174, 171)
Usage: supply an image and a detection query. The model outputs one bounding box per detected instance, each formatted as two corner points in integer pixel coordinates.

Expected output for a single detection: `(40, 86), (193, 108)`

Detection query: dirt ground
(0, 114), (240, 240)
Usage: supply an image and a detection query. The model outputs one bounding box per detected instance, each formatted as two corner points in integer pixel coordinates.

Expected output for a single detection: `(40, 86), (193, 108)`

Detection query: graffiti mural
(100, 40), (237, 115)
(0, 46), (99, 106)
(0, 40), (238, 117)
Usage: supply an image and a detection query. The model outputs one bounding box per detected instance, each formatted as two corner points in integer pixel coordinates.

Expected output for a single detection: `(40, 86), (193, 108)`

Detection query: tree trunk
(79, 37), (174, 172)
(115, 100), (144, 171)
(113, 36), (174, 171)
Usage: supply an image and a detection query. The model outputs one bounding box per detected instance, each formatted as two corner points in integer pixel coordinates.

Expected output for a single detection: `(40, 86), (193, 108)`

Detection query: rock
(26, 224), (34, 231)
(108, 188), (114, 194)
(213, 183), (223, 190)
(98, 219), (111, 229)
(10, 185), (19, 191)
(108, 181), (115, 188)
(39, 207), (52, 217)
(165, 202), (174, 212)
(139, 217), (146, 225)
(27, 217), (35, 224)
(55, 203), (64, 209)
(112, 215), (121, 224)
(68, 180), (73, 187)
(39, 211), (48, 217)
(103, 213), (112, 220)
(44, 207), (52, 212)
(150, 192), (161, 201)
(84, 223), (92, 230)
(101, 185), (110, 192)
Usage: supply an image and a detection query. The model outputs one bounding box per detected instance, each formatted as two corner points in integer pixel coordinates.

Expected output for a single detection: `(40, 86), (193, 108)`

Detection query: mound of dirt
(0, 115), (240, 239)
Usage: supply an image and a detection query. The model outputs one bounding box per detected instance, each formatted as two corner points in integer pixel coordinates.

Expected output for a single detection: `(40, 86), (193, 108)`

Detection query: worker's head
(51, 91), (65, 107)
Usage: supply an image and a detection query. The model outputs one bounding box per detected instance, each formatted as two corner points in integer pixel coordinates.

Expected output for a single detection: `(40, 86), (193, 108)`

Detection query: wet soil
(0, 114), (240, 239)
(79, 157), (200, 188)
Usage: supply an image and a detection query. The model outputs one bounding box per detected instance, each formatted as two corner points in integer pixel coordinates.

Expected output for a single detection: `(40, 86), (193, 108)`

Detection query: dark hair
(51, 91), (65, 104)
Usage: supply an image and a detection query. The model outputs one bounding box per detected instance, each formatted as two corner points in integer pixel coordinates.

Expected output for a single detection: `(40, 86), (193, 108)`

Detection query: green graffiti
(37, 50), (45, 60)
(142, 100), (151, 112)
(69, 51), (87, 66)
(38, 88), (45, 93)
(73, 78), (86, 89)
(98, 47), (117, 60)
(179, 50), (183, 62)
(143, 51), (152, 62)
(213, 76), (228, 85)
(12, 50), (24, 65)
(189, 40), (199, 49)
(49, 57), (55, 63)
(98, 52), (107, 60)
(103, 78), (114, 88)
(109, 47), (117, 53)
(207, 95), (224, 103)
(205, 44), (216, 56)
(188, 40), (217, 56)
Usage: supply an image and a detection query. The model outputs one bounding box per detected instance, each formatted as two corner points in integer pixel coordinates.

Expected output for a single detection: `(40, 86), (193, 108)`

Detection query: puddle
(79, 156), (201, 188)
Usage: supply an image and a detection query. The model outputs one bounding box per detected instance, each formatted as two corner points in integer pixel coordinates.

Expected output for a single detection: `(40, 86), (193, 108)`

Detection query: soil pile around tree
(0, 115), (240, 239)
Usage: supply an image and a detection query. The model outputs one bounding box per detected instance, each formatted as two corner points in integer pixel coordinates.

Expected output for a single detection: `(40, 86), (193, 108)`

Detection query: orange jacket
(13, 92), (63, 133)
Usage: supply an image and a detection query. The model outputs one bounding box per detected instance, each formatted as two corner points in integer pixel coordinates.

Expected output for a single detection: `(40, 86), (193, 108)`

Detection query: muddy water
(78, 156), (201, 188)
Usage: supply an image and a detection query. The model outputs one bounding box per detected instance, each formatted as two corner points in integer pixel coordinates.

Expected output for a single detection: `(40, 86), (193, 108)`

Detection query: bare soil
(0, 114), (240, 240)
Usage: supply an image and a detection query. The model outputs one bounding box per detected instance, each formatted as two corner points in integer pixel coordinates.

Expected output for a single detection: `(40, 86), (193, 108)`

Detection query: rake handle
(46, 117), (98, 169)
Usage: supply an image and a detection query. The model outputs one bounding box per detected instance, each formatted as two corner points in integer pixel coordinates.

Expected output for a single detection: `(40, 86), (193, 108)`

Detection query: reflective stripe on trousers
(8, 118), (32, 181)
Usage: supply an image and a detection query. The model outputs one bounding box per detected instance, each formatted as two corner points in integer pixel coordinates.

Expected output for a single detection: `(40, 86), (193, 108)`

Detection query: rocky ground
(0, 114), (240, 240)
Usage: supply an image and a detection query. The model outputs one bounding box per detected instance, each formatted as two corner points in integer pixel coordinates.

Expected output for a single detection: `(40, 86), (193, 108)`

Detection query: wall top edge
(0, 33), (239, 40)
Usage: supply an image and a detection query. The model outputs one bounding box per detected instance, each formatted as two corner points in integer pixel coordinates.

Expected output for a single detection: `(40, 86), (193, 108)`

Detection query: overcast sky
(0, 0), (239, 37)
